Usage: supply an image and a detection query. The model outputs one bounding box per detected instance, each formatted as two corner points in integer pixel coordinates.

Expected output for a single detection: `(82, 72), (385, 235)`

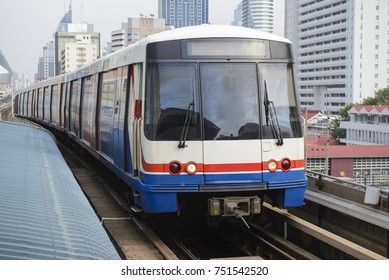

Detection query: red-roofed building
(339, 105), (389, 145)
(307, 143), (389, 186)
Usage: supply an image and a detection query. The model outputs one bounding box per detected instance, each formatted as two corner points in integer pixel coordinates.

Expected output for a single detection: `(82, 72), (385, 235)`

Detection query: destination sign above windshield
(184, 39), (270, 58)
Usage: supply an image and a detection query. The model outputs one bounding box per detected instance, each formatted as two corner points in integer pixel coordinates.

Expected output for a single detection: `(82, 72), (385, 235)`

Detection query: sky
(0, 0), (242, 80)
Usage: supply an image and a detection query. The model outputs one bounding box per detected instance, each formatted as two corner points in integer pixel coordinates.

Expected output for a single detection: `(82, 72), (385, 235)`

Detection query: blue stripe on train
(133, 169), (307, 212)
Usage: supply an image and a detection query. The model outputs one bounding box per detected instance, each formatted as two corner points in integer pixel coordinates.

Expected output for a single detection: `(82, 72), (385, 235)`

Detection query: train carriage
(14, 25), (307, 221)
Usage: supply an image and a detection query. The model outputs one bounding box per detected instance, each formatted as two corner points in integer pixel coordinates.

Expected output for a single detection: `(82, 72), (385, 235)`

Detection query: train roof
(16, 25), (292, 94)
(138, 24), (292, 45)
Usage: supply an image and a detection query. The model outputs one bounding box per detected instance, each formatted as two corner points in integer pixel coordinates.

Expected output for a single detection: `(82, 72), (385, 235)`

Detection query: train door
(69, 79), (81, 137)
(64, 82), (71, 132)
(258, 63), (304, 182)
(43, 86), (51, 123)
(200, 63), (264, 186)
(112, 67), (128, 168)
(26, 91), (30, 117)
(98, 69), (118, 161)
(31, 90), (36, 118)
(127, 64), (142, 176)
(81, 75), (98, 149)
(60, 83), (66, 128)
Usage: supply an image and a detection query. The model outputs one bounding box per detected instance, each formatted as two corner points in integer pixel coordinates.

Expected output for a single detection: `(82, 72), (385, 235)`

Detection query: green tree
(331, 103), (353, 142)
(361, 86), (389, 105)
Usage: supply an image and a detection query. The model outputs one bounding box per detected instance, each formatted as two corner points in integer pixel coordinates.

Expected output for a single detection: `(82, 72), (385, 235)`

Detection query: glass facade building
(242, 0), (274, 33)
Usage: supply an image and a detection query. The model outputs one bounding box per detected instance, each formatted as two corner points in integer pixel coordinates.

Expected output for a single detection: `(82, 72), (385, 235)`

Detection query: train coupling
(208, 196), (261, 217)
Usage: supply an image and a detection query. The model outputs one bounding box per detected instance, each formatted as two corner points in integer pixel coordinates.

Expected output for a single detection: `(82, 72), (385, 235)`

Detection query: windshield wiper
(264, 80), (284, 146)
(178, 101), (195, 149)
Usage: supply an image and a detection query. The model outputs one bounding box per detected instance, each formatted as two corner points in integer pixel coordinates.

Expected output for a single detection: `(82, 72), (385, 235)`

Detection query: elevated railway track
(57, 133), (388, 260)
(3, 116), (388, 260)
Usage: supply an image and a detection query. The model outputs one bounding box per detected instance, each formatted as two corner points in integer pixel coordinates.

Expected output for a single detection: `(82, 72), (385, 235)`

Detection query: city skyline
(0, 0), (241, 80)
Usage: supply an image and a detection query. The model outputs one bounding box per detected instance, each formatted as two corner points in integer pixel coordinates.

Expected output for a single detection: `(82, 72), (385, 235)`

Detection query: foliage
(337, 103), (353, 121)
(330, 86), (389, 142)
(361, 86), (389, 105)
(330, 103), (352, 142)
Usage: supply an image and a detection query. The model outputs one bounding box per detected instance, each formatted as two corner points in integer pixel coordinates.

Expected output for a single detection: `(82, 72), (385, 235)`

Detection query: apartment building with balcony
(286, 0), (389, 115)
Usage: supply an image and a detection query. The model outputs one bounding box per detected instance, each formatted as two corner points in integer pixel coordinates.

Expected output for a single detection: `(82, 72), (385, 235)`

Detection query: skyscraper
(158, 0), (209, 28)
(56, 1), (73, 32)
(242, 0), (274, 33)
(286, 0), (389, 115)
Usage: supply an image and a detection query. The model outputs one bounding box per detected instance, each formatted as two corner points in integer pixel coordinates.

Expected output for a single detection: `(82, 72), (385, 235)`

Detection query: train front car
(135, 25), (307, 220)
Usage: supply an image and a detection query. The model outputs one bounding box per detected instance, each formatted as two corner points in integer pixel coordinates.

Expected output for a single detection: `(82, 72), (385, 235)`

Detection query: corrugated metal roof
(0, 121), (121, 259)
(307, 143), (389, 158)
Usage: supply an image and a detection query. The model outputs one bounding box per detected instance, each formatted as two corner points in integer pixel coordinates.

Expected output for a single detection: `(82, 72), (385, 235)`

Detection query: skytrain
(14, 25), (307, 223)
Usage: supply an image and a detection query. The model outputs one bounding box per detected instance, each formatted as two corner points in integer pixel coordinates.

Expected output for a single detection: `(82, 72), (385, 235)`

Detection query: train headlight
(169, 161), (182, 175)
(186, 162), (197, 175)
(268, 160), (278, 172)
(281, 158), (291, 172)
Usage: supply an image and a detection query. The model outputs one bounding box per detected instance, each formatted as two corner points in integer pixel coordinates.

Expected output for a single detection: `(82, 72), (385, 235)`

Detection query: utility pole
(325, 114), (329, 175)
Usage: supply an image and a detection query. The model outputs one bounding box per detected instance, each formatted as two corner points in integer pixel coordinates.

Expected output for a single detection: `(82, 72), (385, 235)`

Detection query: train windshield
(201, 63), (260, 140)
(145, 62), (302, 141)
(259, 64), (303, 139)
(144, 63), (201, 141)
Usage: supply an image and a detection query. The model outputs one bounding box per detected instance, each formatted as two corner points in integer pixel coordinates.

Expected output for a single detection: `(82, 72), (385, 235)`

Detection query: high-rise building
(232, 1), (243, 26)
(111, 17), (167, 52)
(43, 39), (55, 79)
(286, 0), (389, 115)
(242, 0), (274, 33)
(36, 40), (55, 81)
(158, 0), (209, 28)
(61, 34), (98, 74)
(55, 23), (100, 75)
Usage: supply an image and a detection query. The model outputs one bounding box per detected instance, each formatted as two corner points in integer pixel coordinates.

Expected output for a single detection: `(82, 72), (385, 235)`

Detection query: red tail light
(281, 158), (291, 172)
(169, 161), (182, 175)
